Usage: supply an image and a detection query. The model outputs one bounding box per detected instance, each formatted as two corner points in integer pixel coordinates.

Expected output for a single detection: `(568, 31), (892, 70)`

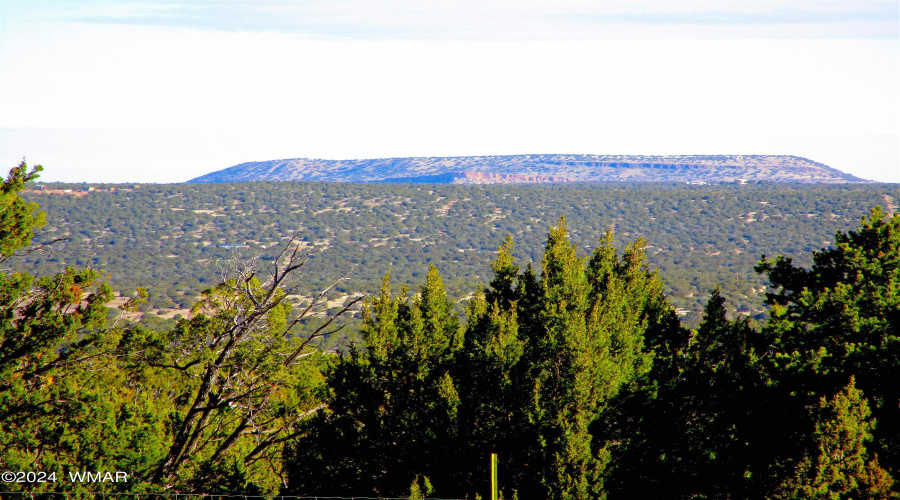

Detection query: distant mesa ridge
(187, 154), (867, 184)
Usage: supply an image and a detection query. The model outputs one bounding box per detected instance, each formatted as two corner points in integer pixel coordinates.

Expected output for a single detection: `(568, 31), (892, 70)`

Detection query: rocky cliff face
(188, 154), (868, 184)
(381, 171), (573, 184)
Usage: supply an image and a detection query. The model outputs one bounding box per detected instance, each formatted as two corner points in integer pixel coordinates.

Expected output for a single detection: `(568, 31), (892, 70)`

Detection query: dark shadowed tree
(284, 265), (461, 496)
(777, 377), (894, 499)
(756, 206), (900, 479)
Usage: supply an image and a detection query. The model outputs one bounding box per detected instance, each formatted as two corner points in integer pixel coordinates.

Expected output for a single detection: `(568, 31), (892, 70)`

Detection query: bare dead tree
(0, 236), (70, 273)
(144, 235), (363, 487)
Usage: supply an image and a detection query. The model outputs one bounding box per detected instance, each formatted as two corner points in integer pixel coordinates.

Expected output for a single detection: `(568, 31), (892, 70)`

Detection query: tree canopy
(1, 162), (897, 498)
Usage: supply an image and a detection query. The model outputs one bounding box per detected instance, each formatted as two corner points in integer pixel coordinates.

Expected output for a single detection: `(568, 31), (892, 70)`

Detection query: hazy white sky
(1, 1), (898, 182)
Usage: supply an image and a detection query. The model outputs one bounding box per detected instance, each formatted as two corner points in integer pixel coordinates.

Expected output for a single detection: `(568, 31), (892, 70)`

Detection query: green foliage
(286, 266), (461, 496)
(287, 221), (677, 499)
(14, 181), (895, 324)
(408, 474), (434, 500)
(779, 378), (895, 499)
(1, 166), (337, 494)
(757, 206), (900, 475)
(0, 161), (46, 263)
(0, 164), (139, 494)
(4, 162), (899, 498)
(597, 207), (900, 499)
(453, 238), (529, 496)
(531, 223), (671, 498)
(597, 289), (782, 498)
(456, 223), (677, 499)
(120, 246), (341, 493)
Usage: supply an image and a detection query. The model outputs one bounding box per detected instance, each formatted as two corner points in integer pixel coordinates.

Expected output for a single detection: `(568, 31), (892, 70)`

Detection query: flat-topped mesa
(187, 154), (869, 184)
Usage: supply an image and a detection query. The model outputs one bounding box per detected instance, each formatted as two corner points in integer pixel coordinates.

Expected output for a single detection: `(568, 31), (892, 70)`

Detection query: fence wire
(1, 493), (470, 500)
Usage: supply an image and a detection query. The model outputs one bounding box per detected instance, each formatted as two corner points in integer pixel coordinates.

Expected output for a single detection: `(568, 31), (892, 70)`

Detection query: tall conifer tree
(286, 265), (461, 496)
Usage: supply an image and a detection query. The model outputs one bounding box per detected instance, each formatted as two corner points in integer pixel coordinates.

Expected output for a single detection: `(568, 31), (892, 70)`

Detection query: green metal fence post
(491, 453), (498, 500)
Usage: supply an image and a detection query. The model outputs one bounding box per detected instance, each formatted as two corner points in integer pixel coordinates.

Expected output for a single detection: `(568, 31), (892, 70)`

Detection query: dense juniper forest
(13, 174), (899, 340)
(2, 161), (899, 499)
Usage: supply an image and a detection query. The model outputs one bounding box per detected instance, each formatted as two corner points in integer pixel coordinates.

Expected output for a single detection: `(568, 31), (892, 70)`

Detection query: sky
(1, 0), (898, 183)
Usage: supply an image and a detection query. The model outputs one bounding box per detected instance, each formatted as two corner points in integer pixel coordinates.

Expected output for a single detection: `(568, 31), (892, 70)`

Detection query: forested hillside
(17, 181), (898, 331)
(2, 163), (898, 498)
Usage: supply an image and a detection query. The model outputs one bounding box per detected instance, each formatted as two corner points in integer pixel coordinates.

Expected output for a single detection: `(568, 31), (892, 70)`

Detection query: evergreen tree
(455, 237), (530, 497)
(756, 206), (900, 477)
(0, 163), (139, 494)
(460, 221), (676, 499)
(0, 161), (45, 264)
(1, 163), (340, 494)
(288, 224), (677, 499)
(779, 378), (895, 499)
(285, 266), (461, 496)
(530, 223), (672, 499)
(530, 219), (601, 499)
(597, 289), (794, 498)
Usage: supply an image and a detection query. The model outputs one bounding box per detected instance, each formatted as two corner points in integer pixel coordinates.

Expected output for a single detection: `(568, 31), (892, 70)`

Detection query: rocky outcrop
(380, 172), (573, 184)
(455, 172), (572, 183)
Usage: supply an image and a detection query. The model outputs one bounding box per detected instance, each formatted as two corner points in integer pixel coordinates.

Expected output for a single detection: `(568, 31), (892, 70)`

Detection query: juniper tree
(599, 207), (900, 499)
(454, 236), (529, 496)
(0, 162), (134, 494)
(779, 378), (894, 499)
(0, 161), (45, 265)
(595, 289), (782, 499)
(456, 221), (677, 499)
(1, 161), (350, 494)
(756, 206), (900, 477)
(285, 265), (461, 496)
